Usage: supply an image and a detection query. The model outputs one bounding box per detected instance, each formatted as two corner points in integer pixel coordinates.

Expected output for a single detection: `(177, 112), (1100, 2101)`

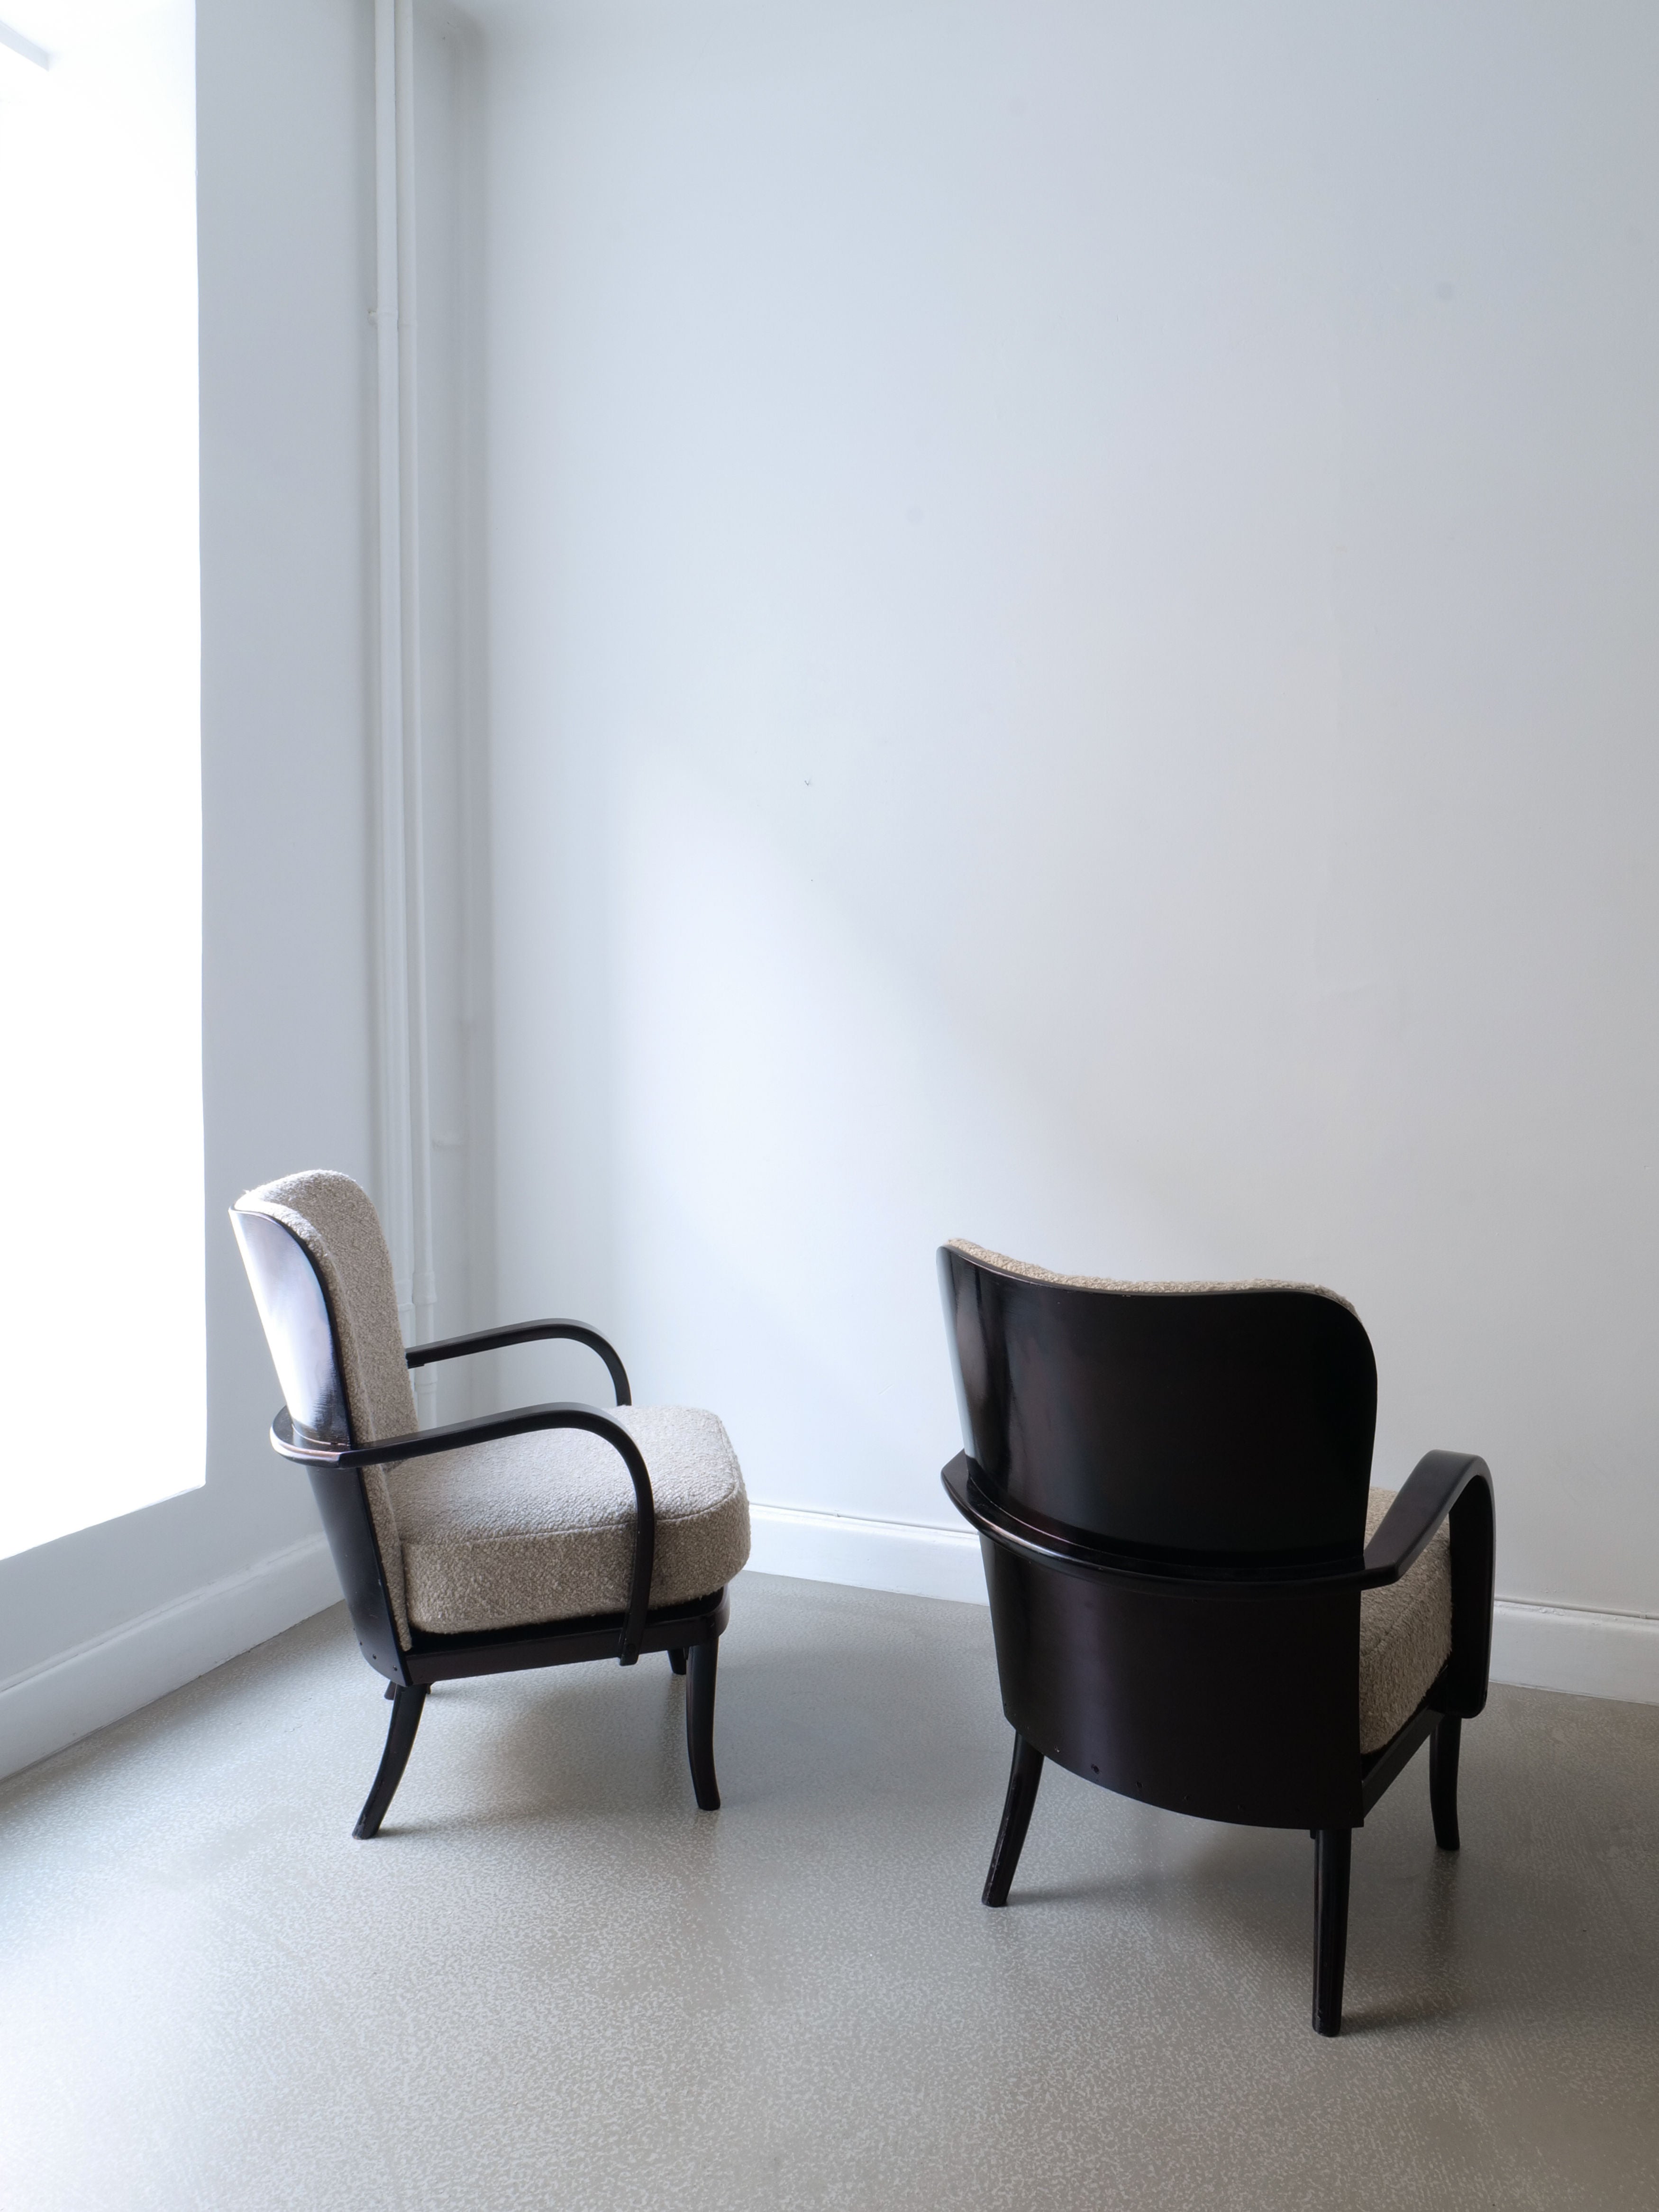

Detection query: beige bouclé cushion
(391, 1405), (751, 1636)
(945, 1239), (1358, 1312)
(236, 1171), (750, 1649)
(1360, 1487), (1452, 1752)
(242, 1171), (419, 1434)
(236, 1170), (419, 1643)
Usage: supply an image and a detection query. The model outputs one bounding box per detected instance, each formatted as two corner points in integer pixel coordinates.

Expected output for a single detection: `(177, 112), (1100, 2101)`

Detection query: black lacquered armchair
(939, 1240), (1495, 2036)
(231, 1171), (749, 1837)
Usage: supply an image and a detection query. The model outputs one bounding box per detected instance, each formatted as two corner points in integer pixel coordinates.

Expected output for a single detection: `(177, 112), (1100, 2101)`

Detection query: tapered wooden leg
(668, 1647), (688, 1676)
(1430, 1714), (1462, 1851)
(1313, 1827), (1352, 2036)
(354, 1684), (428, 1840)
(685, 1639), (720, 1809)
(983, 1734), (1045, 1907)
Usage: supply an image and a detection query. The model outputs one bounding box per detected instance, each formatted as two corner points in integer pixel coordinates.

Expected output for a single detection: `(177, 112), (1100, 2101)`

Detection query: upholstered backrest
(940, 1240), (1377, 1565)
(235, 1172), (417, 1444)
(232, 1172), (415, 1645)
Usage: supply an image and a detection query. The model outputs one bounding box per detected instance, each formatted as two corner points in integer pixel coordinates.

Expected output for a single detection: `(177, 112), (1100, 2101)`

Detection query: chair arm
(271, 1402), (656, 1666)
(1363, 1449), (1495, 1718)
(404, 1320), (630, 1406)
(1362, 1451), (1489, 1581)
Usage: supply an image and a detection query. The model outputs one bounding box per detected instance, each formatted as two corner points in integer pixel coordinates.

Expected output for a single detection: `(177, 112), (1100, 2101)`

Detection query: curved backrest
(940, 1240), (1377, 1565)
(230, 1208), (351, 1447)
(232, 1171), (416, 1448)
(231, 1172), (417, 1656)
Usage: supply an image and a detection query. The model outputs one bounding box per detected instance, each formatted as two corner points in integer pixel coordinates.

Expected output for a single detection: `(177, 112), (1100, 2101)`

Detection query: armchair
(939, 1240), (1495, 2035)
(231, 1172), (749, 1837)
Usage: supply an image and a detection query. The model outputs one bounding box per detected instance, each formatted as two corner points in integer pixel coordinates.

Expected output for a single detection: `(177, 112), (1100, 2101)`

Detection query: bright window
(0, 0), (203, 1559)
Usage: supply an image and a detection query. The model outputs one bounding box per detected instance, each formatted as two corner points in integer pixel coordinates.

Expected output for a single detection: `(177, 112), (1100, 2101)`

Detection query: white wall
(9, 0), (1655, 1779)
(473, 0), (1659, 1668)
(0, 0), (378, 1774)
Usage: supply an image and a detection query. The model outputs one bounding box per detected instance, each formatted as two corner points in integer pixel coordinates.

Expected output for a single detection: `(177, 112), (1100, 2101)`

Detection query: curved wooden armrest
(944, 1443), (1497, 1722)
(943, 1445), (1496, 1698)
(1362, 1450), (1491, 1582)
(271, 1402), (656, 1666)
(941, 1453), (1370, 1597)
(404, 1319), (630, 1406)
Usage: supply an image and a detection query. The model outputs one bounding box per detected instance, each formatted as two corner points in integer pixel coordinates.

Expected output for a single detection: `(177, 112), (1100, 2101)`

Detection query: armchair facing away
(231, 1172), (749, 1837)
(939, 1241), (1495, 2036)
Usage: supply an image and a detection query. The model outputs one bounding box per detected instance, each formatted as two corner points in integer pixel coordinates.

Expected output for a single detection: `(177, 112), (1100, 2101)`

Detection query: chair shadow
(382, 1664), (700, 1835)
(1338, 1992), (1458, 2036)
(368, 1596), (1003, 1836)
(999, 1833), (1461, 2038)
(1008, 1872), (1180, 1912)
(353, 1607), (1659, 2050)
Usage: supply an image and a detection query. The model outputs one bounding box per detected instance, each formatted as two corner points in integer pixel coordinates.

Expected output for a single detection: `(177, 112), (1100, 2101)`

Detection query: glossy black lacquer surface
(1430, 1715), (1462, 1851)
(1313, 1827), (1353, 2035)
(356, 1685), (428, 1839)
(229, 1202), (730, 1834)
(407, 1318), (632, 1407)
(938, 1242), (1495, 2037)
(983, 1735), (1044, 1908)
(940, 1246), (1377, 1566)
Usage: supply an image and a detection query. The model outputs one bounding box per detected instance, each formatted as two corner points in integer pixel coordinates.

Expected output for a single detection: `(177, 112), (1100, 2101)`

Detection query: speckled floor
(0, 1573), (1656, 2212)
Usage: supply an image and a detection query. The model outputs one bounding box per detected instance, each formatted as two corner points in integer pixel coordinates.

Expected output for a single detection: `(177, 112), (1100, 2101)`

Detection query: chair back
(230, 1172), (415, 1672)
(940, 1242), (1381, 1827)
(232, 1172), (417, 1447)
(939, 1240), (1376, 1568)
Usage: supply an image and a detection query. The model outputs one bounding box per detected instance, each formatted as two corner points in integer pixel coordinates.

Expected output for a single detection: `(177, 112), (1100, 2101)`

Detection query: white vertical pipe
(396, 0), (439, 1419)
(372, 0), (416, 1347)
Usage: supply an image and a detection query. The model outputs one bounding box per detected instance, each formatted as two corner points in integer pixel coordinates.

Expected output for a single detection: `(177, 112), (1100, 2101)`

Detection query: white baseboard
(1491, 1598), (1659, 1706)
(748, 1505), (1659, 1706)
(749, 1503), (985, 1604)
(6, 1517), (1651, 1789)
(0, 1535), (340, 1784)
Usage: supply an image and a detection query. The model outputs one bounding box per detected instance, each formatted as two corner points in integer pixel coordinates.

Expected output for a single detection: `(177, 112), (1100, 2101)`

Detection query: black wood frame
(939, 1242), (1495, 2036)
(231, 1206), (730, 1838)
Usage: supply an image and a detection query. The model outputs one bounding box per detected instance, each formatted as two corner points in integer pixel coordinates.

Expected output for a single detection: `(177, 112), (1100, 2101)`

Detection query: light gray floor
(1, 1575), (1656, 2212)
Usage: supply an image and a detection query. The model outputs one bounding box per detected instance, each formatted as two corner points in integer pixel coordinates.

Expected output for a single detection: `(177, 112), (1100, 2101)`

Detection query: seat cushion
(1359, 1486), (1453, 1754)
(387, 1405), (750, 1637)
